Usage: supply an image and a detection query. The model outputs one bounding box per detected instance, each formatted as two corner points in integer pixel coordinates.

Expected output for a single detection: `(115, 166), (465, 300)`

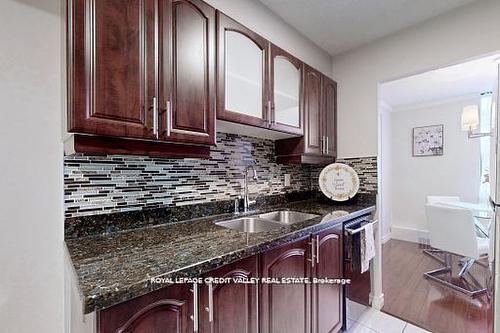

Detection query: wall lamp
(461, 105), (491, 138)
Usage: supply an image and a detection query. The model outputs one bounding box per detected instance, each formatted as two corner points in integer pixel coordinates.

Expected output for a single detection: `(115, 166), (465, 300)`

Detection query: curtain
(479, 92), (493, 203)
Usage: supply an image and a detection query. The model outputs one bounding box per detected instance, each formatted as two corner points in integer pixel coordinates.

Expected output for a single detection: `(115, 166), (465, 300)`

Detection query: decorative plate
(318, 163), (360, 201)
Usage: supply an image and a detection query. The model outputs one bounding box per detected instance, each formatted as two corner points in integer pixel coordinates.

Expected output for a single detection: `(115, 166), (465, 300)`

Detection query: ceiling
(258, 0), (478, 56)
(381, 54), (500, 109)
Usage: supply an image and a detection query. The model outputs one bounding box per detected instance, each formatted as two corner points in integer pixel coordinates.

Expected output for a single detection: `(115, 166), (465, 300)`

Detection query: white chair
(424, 204), (489, 297)
(426, 195), (490, 238)
(423, 196), (461, 263)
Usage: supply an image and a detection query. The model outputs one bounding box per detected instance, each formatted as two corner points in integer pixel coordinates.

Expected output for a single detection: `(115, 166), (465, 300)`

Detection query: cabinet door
(68, 0), (156, 139)
(200, 256), (258, 333)
(159, 0), (216, 145)
(270, 45), (303, 135)
(216, 12), (270, 128)
(322, 76), (337, 158)
(303, 65), (323, 155)
(260, 237), (312, 333)
(312, 229), (343, 333)
(98, 284), (193, 333)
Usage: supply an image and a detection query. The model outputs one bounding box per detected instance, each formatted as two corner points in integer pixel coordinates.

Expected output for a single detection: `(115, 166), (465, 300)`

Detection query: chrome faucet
(243, 165), (258, 212)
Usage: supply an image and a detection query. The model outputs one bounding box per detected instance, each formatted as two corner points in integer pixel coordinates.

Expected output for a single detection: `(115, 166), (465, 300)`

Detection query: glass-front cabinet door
(217, 12), (269, 128)
(270, 45), (303, 135)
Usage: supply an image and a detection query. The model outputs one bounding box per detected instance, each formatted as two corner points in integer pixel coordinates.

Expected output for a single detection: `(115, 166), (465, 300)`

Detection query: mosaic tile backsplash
(64, 132), (378, 218)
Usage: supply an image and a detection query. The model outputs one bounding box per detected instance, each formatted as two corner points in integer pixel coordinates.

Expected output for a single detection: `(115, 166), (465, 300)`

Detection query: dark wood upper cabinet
(260, 237), (312, 333)
(97, 283), (193, 333)
(68, 0), (333, 158)
(159, 0), (216, 145)
(322, 76), (337, 158)
(303, 65), (323, 155)
(200, 256), (258, 333)
(68, 0), (216, 155)
(269, 45), (304, 135)
(216, 11), (270, 128)
(312, 228), (343, 333)
(275, 69), (337, 165)
(68, 0), (156, 139)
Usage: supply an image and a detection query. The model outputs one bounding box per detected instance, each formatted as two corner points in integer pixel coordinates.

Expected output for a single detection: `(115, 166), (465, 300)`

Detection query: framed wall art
(412, 124), (444, 157)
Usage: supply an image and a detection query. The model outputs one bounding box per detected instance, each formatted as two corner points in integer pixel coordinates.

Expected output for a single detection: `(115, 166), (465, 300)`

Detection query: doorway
(377, 54), (499, 333)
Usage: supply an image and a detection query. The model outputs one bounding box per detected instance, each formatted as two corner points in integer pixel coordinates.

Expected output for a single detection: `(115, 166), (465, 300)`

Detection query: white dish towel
(361, 222), (375, 273)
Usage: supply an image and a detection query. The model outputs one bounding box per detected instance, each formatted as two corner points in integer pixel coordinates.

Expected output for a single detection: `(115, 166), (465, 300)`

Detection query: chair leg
(423, 248), (447, 265)
(423, 253), (487, 298)
(458, 258), (474, 277)
(474, 254), (489, 268)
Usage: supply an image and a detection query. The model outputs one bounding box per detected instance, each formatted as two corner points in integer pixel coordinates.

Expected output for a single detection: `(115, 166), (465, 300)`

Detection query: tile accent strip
(64, 133), (312, 218)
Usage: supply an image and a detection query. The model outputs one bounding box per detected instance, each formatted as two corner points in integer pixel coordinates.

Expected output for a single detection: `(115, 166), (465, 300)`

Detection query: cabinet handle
(316, 235), (320, 264)
(307, 238), (315, 267)
(255, 280), (259, 324)
(321, 136), (325, 155)
(271, 101), (275, 125)
(205, 281), (214, 322)
(191, 283), (199, 332)
(152, 97), (159, 139)
(268, 101), (273, 126)
(326, 136), (329, 155)
(166, 100), (172, 137)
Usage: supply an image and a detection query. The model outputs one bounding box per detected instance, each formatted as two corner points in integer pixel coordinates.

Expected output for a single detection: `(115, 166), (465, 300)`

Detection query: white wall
(205, 0), (332, 75)
(0, 0), (64, 332)
(332, 0), (500, 158)
(386, 97), (481, 242)
(65, 250), (95, 333)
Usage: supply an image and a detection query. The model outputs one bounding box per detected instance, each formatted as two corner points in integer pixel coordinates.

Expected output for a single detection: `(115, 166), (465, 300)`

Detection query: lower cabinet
(312, 227), (343, 333)
(260, 228), (343, 333)
(200, 256), (258, 333)
(260, 237), (312, 333)
(97, 283), (194, 333)
(97, 226), (343, 333)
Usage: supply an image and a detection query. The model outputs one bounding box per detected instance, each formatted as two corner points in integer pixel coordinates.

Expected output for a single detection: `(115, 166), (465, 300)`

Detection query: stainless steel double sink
(215, 210), (320, 233)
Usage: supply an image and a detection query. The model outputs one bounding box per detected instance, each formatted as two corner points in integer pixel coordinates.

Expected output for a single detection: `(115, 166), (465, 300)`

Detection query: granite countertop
(66, 200), (375, 314)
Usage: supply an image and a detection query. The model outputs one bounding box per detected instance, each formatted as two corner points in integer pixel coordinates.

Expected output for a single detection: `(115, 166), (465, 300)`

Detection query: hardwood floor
(382, 239), (492, 333)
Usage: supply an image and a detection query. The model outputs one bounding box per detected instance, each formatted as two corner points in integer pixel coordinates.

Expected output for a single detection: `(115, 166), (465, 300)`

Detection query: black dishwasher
(342, 214), (374, 330)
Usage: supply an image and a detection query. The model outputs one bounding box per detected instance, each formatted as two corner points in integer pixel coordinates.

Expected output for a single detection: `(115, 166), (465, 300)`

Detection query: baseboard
(391, 225), (429, 244)
(381, 232), (391, 244)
